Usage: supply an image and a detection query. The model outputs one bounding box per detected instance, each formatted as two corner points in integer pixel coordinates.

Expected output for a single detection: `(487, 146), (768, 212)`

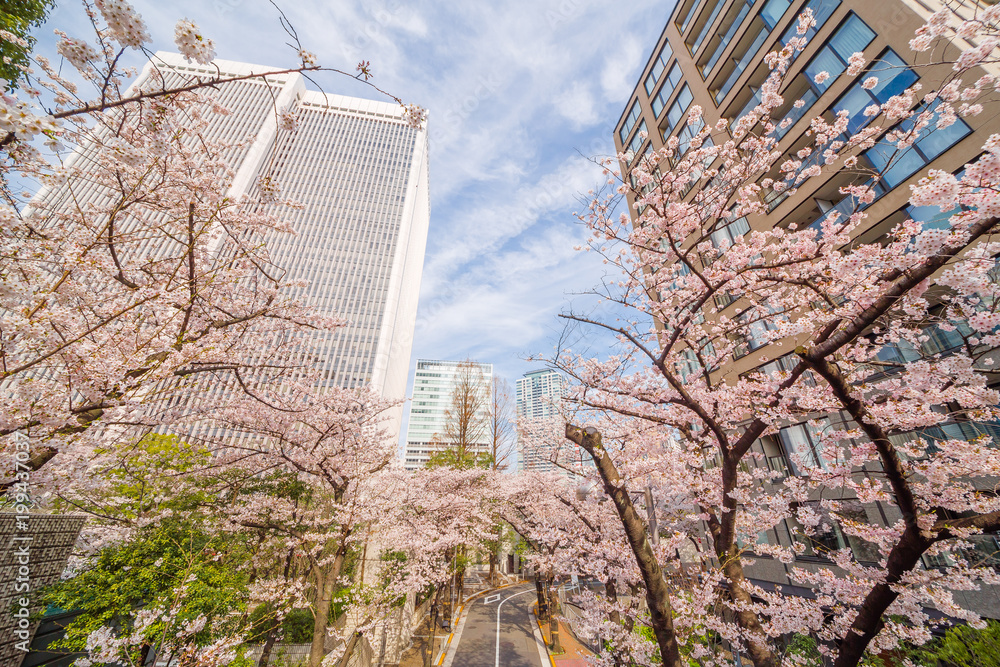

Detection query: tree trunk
(566, 424), (684, 667)
(309, 572), (334, 667)
(605, 579), (629, 667)
(337, 631), (363, 667)
(455, 563), (466, 608)
(309, 551), (347, 667)
(535, 575), (548, 621)
(489, 523), (502, 585)
(257, 624), (279, 667)
(426, 588), (444, 667)
(261, 549), (294, 667)
(718, 548), (777, 667)
(833, 526), (930, 667)
(547, 574), (562, 653)
(706, 473), (779, 667)
(422, 586), (436, 667)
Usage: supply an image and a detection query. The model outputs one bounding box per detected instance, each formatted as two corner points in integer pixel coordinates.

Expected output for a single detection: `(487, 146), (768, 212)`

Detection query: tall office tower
(34, 52), (429, 442)
(615, 0), (1000, 619)
(402, 359), (493, 471)
(516, 369), (573, 473)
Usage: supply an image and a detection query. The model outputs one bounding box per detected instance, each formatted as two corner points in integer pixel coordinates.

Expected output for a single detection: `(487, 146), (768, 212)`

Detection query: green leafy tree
(425, 447), (492, 470)
(0, 0), (55, 88)
(923, 621), (1000, 667)
(39, 519), (254, 666)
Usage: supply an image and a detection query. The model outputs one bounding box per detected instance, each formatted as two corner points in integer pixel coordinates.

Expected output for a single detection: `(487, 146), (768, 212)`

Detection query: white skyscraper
(403, 359), (493, 470)
(34, 53), (429, 441)
(516, 369), (577, 473)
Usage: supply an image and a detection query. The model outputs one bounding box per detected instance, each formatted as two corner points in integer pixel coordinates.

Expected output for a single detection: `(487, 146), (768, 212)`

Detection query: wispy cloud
(38, 0), (668, 392)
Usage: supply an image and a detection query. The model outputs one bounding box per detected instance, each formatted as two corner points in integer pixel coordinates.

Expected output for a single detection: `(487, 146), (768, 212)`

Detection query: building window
(747, 353), (817, 386)
(619, 100), (642, 145)
(675, 339), (715, 381)
(760, 0), (791, 30)
(625, 120), (648, 164)
(701, 0), (755, 77)
(832, 50), (918, 135)
(863, 100), (971, 189)
(778, 0), (841, 57)
(906, 202), (954, 233)
(676, 0), (704, 33)
(644, 42), (674, 96)
(676, 347), (701, 383)
(663, 84), (694, 135)
(807, 180), (886, 233)
(677, 117), (710, 157)
(802, 13), (875, 94)
(652, 64), (684, 117)
(714, 22), (770, 103)
(773, 86), (817, 139)
(789, 501), (879, 561)
(767, 455), (788, 479)
(733, 309), (781, 358)
(778, 420), (835, 473)
(689, 0), (727, 54)
(710, 214), (750, 249)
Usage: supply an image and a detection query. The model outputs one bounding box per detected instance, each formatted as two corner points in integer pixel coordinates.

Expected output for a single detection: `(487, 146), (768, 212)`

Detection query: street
(446, 583), (545, 667)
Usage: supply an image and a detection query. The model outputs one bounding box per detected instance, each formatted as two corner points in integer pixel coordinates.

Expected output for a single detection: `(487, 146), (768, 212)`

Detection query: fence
(244, 636), (376, 667)
(556, 583), (603, 655)
(244, 644), (312, 666)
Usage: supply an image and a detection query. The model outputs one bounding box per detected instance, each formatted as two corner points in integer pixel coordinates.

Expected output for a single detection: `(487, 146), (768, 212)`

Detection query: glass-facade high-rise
(516, 369), (574, 473)
(32, 52), (430, 443)
(403, 359), (493, 470)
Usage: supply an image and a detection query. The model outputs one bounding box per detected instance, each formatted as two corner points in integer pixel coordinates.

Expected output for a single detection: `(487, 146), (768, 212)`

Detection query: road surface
(446, 583), (545, 667)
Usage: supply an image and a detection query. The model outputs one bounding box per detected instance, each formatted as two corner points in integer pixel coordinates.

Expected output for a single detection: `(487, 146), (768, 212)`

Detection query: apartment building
(614, 0), (1000, 617)
(517, 369), (565, 473)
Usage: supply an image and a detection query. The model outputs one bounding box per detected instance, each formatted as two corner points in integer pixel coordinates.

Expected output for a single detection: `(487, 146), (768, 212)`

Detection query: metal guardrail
(556, 583), (603, 655)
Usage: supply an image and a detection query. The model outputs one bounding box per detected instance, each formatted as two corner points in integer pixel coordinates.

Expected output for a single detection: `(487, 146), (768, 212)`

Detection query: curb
(532, 606), (558, 667)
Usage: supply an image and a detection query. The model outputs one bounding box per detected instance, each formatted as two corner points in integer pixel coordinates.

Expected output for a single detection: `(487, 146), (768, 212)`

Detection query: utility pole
(644, 485), (659, 546)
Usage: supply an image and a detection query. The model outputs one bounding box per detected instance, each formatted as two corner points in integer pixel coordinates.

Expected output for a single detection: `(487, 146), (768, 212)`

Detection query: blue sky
(39, 0), (671, 392)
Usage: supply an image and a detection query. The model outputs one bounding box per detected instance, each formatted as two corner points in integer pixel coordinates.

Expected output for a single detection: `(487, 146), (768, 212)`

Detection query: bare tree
(428, 360), (490, 469)
(485, 376), (516, 584)
(487, 376), (516, 471)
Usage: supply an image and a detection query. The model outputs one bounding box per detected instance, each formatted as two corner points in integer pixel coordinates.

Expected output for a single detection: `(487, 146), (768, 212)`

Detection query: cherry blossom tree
(204, 383), (400, 667)
(540, 5), (1000, 667)
(0, 0), (426, 489)
(0, 4), (434, 665)
(382, 464), (498, 660)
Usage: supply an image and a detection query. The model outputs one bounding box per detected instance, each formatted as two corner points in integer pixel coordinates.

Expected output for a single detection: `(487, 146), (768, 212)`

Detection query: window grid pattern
(516, 369), (571, 474)
(644, 42), (675, 96)
(403, 360), (493, 470)
(257, 107), (418, 390)
(652, 64), (685, 117)
(619, 101), (643, 144)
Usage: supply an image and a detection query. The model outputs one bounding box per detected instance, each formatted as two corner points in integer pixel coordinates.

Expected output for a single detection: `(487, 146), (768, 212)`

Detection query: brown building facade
(613, 0), (1000, 620)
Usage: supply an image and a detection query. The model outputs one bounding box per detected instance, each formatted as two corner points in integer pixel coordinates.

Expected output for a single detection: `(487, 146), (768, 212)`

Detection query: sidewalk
(534, 606), (595, 667)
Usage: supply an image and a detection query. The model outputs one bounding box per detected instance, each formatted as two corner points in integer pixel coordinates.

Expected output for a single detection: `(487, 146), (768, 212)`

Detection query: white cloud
(555, 82), (599, 129)
(600, 40), (647, 103)
(38, 0), (667, 386)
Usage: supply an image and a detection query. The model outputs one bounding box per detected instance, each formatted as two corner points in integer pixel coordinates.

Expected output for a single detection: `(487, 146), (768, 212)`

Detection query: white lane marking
(496, 589), (534, 667)
(484, 594), (501, 604)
